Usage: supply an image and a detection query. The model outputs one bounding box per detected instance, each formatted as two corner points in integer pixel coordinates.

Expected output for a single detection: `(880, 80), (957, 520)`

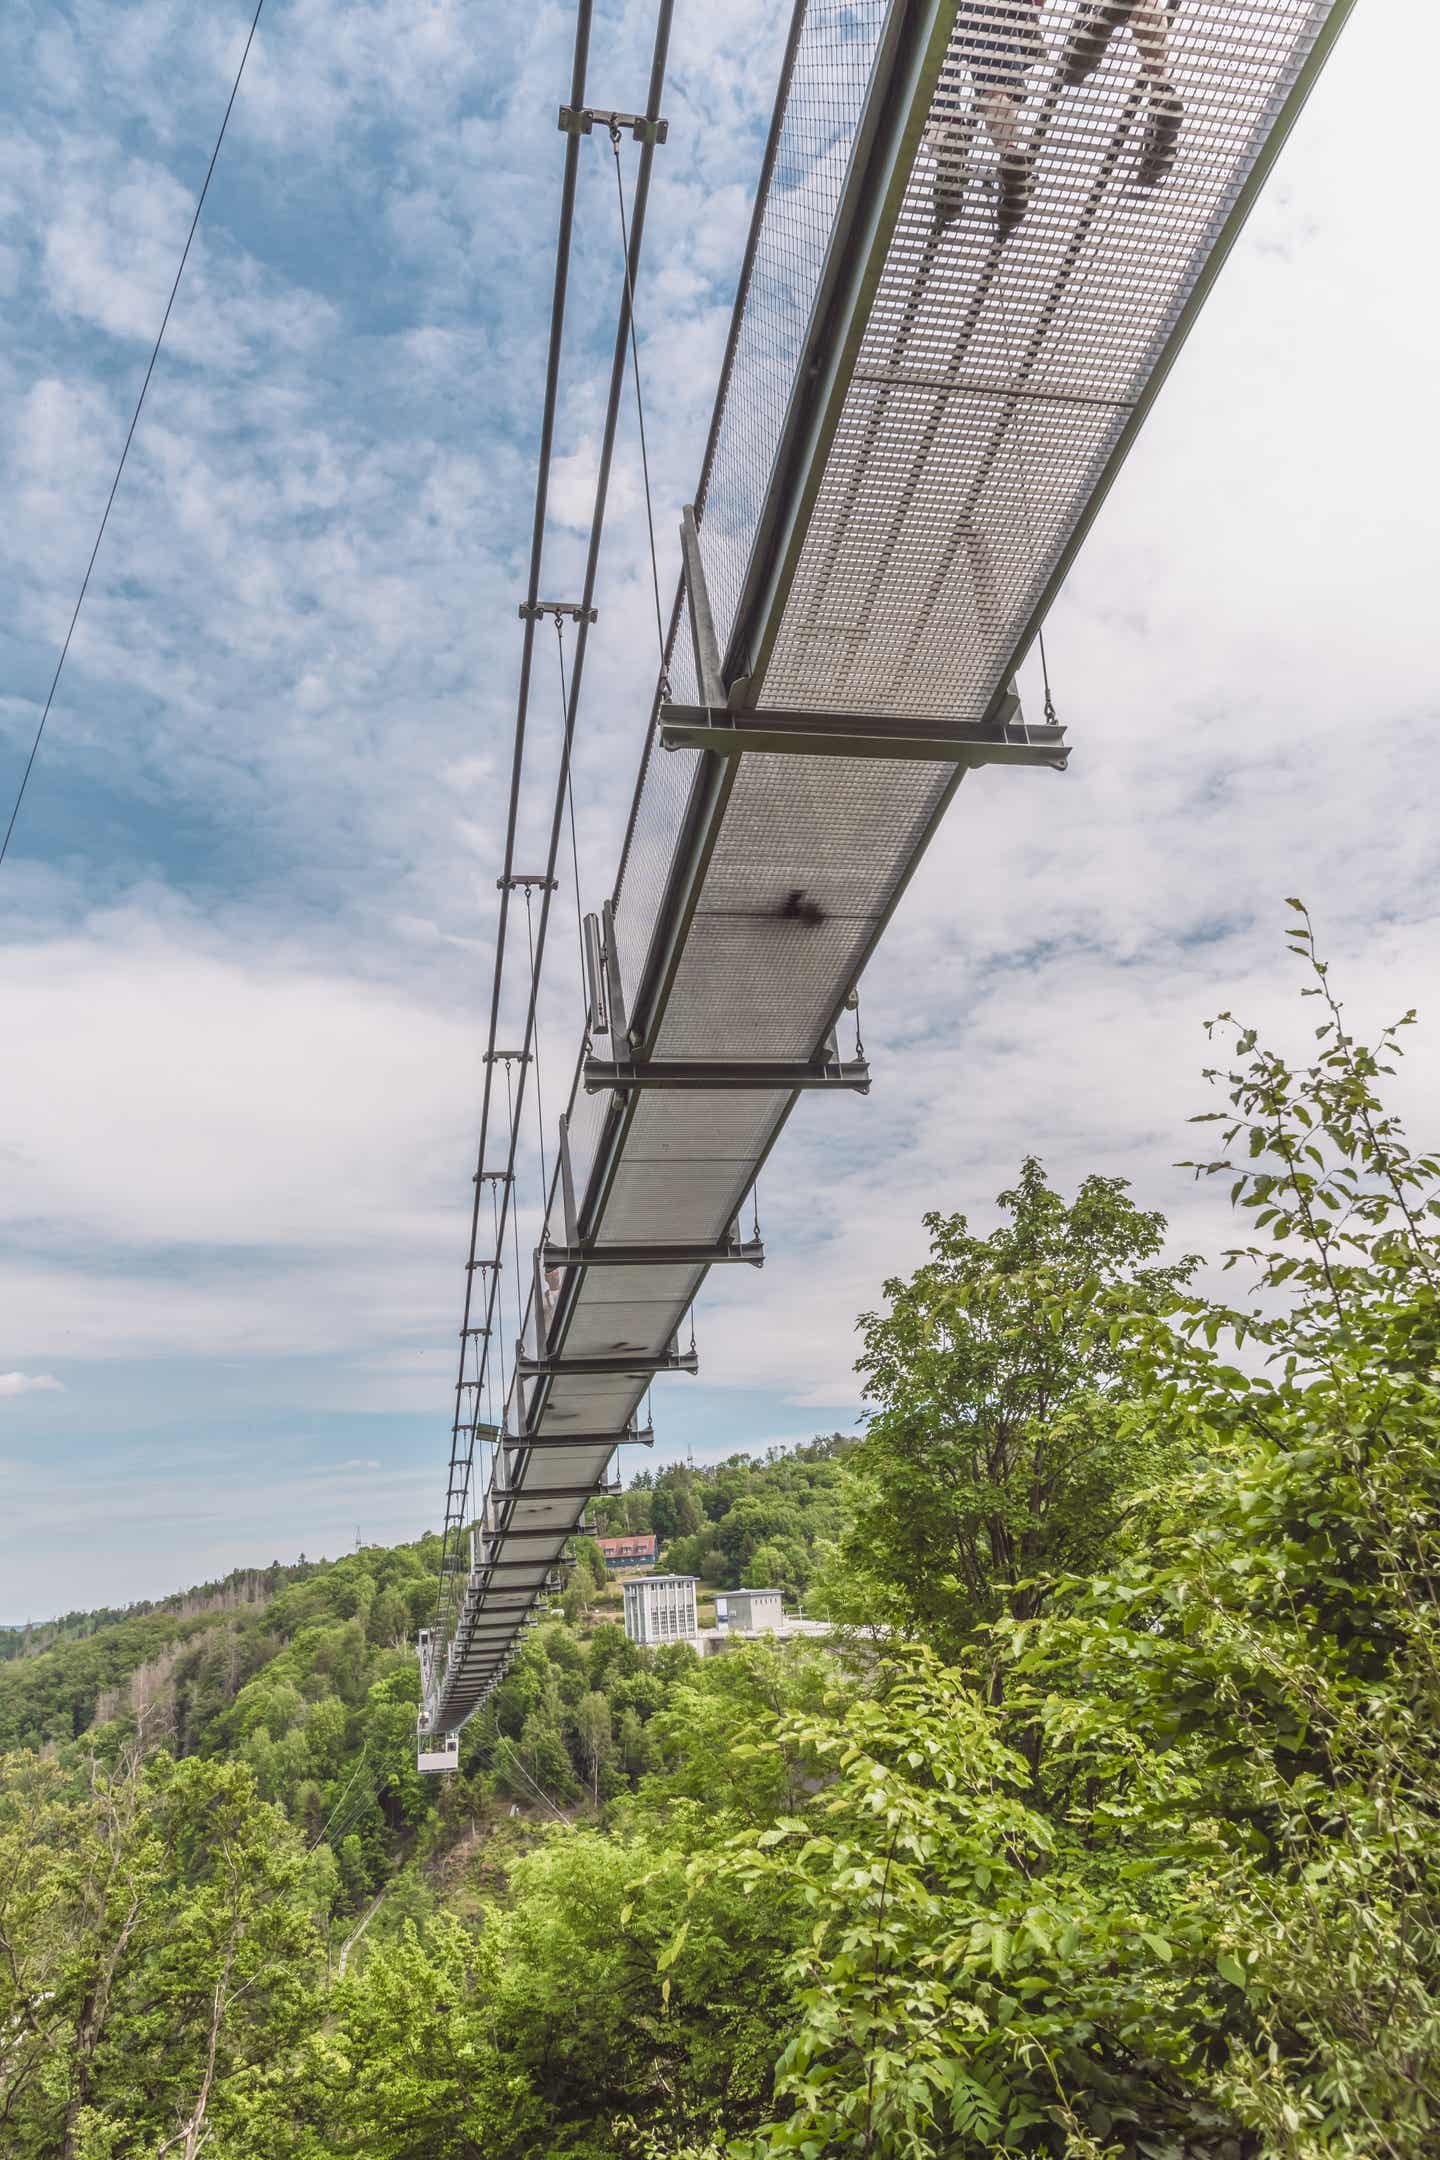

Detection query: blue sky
(2, 0), (1436, 1618)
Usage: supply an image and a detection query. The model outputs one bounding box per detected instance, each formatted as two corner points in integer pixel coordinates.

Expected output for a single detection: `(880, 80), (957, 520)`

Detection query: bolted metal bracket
(498, 873), (559, 892)
(518, 599), (599, 623)
(558, 105), (668, 145)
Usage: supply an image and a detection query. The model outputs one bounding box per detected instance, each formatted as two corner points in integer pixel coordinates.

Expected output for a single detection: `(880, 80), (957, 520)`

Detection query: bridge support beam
(658, 703), (1068, 769)
(508, 1425), (654, 1448)
(503, 1481), (622, 1504)
(516, 1345), (698, 1380)
(542, 1236), (762, 1268)
(583, 1057), (867, 1095)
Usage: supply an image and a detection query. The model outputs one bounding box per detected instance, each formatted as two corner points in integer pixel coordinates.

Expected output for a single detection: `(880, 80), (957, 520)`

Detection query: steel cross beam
(584, 1056), (869, 1095)
(542, 1235), (763, 1268)
(472, 1558), (568, 1575)
(503, 1481), (623, 1504)
(516, 1345), (698, 1380)
(481, 1521), (587, 1542)
(509, 1425), (654, 1448)
(657, 704), (1069, 769)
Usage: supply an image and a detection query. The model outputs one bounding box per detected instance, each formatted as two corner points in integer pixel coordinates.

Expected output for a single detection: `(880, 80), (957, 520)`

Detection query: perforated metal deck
(422, 0), (1353, 1738)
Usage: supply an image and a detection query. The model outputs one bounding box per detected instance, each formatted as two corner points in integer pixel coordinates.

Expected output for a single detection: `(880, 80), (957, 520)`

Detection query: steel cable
(608, 124), (668, 687)
(430, 0), (675, 1717)
(0, 0), (267, 869)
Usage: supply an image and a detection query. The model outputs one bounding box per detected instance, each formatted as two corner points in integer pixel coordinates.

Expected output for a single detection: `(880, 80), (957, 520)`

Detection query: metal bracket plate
(518, 599), (599, 623)
(558, 104), (668, 144)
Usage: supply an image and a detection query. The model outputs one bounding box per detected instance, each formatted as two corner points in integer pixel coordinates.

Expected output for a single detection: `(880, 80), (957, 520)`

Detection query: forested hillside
(4, 924), (1440, 2159)
(592, 1432), (854, 1594)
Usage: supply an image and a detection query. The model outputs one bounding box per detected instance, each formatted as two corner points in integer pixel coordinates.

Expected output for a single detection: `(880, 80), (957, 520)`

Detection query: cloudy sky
(2, 0), (1434, 1618)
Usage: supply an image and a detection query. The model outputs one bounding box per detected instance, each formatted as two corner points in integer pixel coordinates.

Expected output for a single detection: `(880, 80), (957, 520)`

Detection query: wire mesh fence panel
(611, 0), (893, 1018)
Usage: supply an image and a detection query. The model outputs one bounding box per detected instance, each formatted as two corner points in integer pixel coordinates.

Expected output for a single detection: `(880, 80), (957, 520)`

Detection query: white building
(622, 1573), (700, 1649)
(715, 1588), (783, 1636)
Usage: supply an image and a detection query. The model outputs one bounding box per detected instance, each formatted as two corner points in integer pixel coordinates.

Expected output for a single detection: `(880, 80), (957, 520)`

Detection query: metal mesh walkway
(420, 0), (1352, 1744)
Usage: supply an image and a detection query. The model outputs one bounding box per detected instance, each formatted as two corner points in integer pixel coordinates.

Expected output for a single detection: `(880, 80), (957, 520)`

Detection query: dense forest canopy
(3, 916), (1439, 2159)
(589, 1433), (856, 1596)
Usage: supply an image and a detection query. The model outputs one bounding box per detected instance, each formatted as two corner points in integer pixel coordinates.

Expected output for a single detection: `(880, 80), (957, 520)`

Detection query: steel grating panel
(611, 737), (701, 1015)
(563, 1083), (613, 1212)
(611, 0), (893, 1019)
(513, 1452), (617, 1494)
(696, 0), (893, 651)
(599, 1159), (767, 1244)
(624, 1090), (783, 1164)
(694, 749), (950, 918)
(578, 1263), (704, 1305)
(561, 1300), (682, 1355)
(535, 1375), (648, 1425)
(534, 1381), (645, 1424)
(655, 915), (878, 1061)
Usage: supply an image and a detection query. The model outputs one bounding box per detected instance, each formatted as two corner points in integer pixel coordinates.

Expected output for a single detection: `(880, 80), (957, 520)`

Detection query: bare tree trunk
(60, 1743), (148, 2160)
(158, 1949), (234, 2160)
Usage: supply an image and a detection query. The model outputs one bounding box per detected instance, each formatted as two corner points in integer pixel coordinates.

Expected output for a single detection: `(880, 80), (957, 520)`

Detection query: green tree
(1002, 910), (1440, 2156)
(714, 917), (1440, 2160)
(0, 1747), (323, 2156)
(574, 1691), (614, 1803)
(825, 1156), (1191, 1657)
(651, 1473), (701, 1544)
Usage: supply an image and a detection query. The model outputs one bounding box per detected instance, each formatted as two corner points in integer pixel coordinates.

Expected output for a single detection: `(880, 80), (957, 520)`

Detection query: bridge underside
(423, 0), (1351, 1737)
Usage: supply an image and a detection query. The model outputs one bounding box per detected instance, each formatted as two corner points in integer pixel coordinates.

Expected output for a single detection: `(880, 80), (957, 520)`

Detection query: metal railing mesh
(762, 0), (1332, 717)
(612, 0), (892, 1010)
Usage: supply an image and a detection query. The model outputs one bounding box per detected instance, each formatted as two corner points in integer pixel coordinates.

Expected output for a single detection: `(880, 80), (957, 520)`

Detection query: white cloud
(0, 1374), (64, 1399)
(0, 0), (1434, 1614)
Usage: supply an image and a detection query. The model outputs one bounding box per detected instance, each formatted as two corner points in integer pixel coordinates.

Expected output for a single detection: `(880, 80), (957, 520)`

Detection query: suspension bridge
(417, 0), (1355, 1766)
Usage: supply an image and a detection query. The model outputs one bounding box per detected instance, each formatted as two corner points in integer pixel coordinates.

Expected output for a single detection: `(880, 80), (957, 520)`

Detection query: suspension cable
(608, 122), (668, 688)
(503, 1063), (524, 1339)
(555, 618), (588, 990)
(436, 0), (595, 1657)
(523, 891), (550, 1202)
(0, 0), (267, 871)
(431, 0), (675, 1693)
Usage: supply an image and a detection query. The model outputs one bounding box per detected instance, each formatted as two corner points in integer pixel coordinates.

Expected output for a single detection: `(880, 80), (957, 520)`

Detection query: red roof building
(597, 1533), (658, 1569)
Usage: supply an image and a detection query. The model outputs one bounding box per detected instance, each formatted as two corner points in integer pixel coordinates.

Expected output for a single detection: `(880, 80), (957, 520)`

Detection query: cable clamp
(518, 600), (598, 624)
(482, 1051), (533, 1066)
(558, 105), (667, 145)
(497, 872), (559, 892)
